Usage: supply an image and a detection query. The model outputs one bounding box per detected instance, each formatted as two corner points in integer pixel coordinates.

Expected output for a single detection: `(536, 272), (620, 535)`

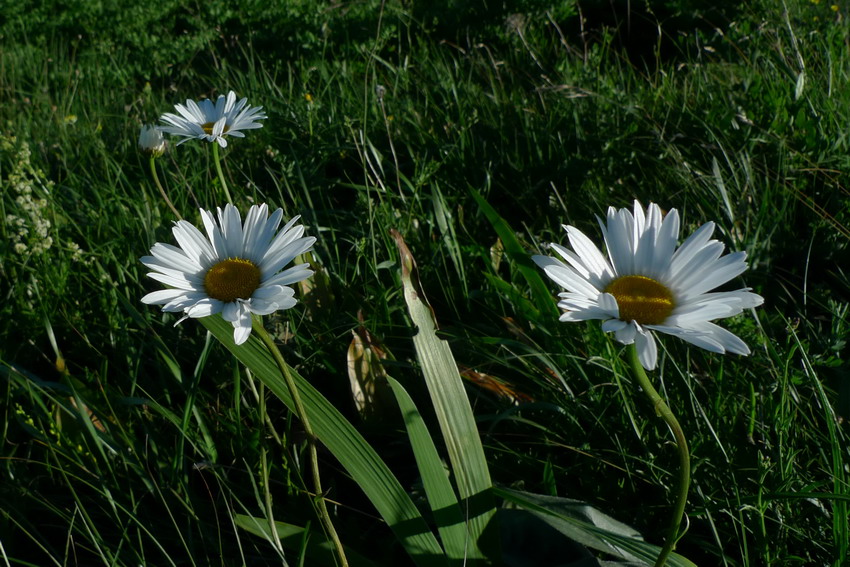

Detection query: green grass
(1, 0), (849, 565)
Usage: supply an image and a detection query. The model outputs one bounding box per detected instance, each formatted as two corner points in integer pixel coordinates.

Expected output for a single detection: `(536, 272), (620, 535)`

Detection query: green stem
(626, 344), (690, 567)
(149, 155), (182, 220)
(212, 142), (234, 205)
(252, 317), (349, 567)
(256, 378), (284, 554)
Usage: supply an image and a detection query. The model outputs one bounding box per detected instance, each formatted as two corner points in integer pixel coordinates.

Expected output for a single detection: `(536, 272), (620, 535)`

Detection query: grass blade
(234, 514), (380, 567)
(470, 188), (560, 321)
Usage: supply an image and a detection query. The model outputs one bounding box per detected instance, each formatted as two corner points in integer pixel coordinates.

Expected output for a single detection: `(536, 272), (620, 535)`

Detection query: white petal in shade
(651, 324), (725, 353)
(162, 291), (210, 313)
(262, 265), (314, 288)
(668, 241), (725, 291)
(601, 319), (628, 333)
(232, 303), (253, 344)
(666, 302), (738, 326)
(688, 321), (751, 355)
(221, 301), (240, 322)
(614, 322), (637, 344)
(185, 298), (224, 318)
(635, 327), (658, 370)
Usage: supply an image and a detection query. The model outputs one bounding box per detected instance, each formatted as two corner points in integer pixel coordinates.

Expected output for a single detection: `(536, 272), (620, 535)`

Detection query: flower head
(534, 201), (763, 370)
(138, 124), (166, 157)
(159, 91), (267, 148)
(141, 204), (315, 345)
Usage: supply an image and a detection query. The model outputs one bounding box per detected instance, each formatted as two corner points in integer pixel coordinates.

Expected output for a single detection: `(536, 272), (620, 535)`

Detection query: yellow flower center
(204, 258), (261, 302)
(604, 275), (675, 326)
(201, 122), (230, 135)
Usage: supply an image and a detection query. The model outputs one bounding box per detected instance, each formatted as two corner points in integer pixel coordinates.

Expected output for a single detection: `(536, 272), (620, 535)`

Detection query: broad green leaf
(234, 514), (380, 567)
(387, 376), (468, 565)
(392, 230), (498, 561)
(200, 316), (446, 567)
(495, 487), (698, 567)
(471, 188), (560, 321)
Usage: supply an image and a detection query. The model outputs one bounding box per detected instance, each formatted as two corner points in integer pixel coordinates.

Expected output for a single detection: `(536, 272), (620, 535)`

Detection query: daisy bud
(138, 125), (167, 157)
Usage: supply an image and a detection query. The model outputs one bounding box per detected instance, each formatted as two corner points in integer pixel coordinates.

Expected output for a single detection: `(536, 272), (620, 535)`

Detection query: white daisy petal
(635, 327), (658, 370)
(221, 300), (240, 322)
(688, 321), (751, 355)
(541, 263), (601, 299)
(652, 208), (680, 275)
(141, 204), (315, 343)
(231, 303), (253, 344)
(682, 252), (749, 297)
(604, 206), (635, 275)
(601, 319), (628, 333)
(260, 237), (316, 278)
(172, 220), (216, 266)
(614, 322), (637, 344)
(669, 221), (716, 274)
(141, 288), (190, 305)
(147, 271), (198, 290)
(162, 291), (210, 312)
(566, 226), (613, 281)
(219, 204), (244, 258)
(186, 298), (223, 318)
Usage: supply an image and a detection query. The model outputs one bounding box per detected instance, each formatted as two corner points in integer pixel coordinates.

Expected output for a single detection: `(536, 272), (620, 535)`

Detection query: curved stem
(252, 317), (349, 567)
(627, 344), (690, 567)
(149, 156), (182, 220)
(211, 143), (234, 205)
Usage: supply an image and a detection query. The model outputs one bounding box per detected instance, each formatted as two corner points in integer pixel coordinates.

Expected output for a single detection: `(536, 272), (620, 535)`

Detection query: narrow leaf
(387, 376), (468, 564)
(200, 316), (447, 567)
(495, 487), (698, 567)
(392, 229), (499, 561)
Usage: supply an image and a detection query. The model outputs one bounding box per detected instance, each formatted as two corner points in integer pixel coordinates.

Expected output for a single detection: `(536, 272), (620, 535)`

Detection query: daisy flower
(141, 204), (315, 345)
(533, 201), (763, 370)
(159, 91), (267, 148)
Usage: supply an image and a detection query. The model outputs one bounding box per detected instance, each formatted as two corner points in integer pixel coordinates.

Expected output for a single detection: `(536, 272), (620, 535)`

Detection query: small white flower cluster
(2, 136), (85, 261)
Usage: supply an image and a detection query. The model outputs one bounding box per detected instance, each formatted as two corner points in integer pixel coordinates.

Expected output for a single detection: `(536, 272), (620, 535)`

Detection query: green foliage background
(1, 0), (849, 565)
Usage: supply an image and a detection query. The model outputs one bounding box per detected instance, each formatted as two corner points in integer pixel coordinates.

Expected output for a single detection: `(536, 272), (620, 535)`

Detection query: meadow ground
(1, 1), (849, 565)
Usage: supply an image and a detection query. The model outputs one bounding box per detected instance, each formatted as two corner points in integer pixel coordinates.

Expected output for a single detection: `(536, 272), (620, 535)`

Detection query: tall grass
(2, 0), (848, 565)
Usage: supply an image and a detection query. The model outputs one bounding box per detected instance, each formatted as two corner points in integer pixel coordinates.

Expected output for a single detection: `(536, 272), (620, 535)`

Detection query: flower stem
(626, 344), (690, 567)
(149, 156), (182, 220)
(211, 143), (234, 205)
(252, 317), (349, 567)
